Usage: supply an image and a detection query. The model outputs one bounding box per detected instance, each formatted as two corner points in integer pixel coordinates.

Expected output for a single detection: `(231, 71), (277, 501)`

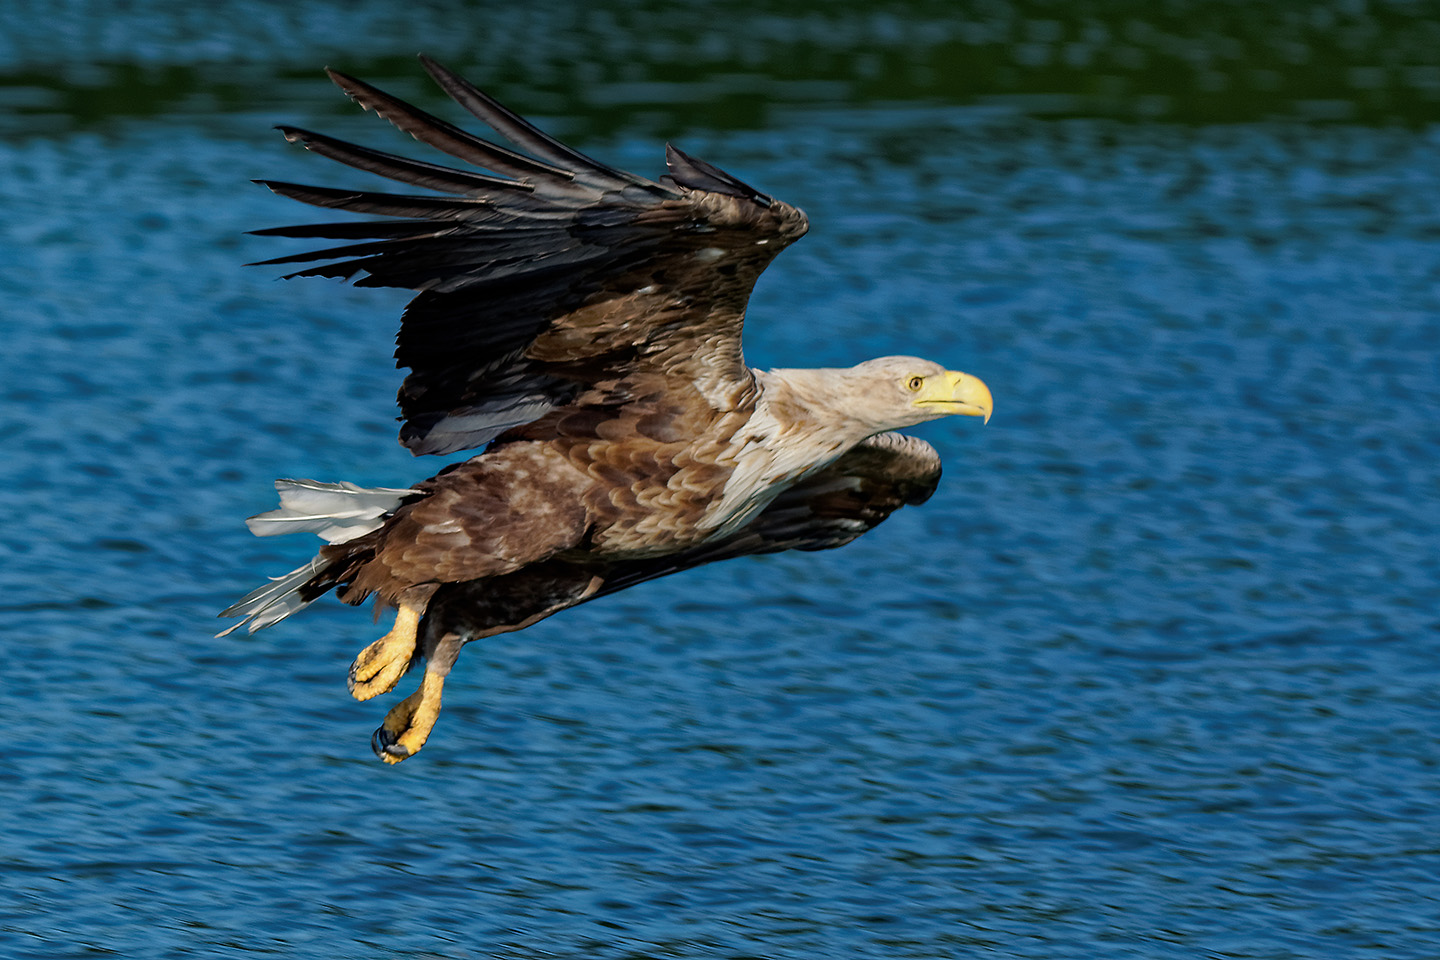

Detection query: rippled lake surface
(3, 3), (1439, 958)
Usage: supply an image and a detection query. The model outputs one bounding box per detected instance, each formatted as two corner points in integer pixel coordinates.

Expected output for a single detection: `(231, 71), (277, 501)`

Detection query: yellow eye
(907, 376), (925, 391)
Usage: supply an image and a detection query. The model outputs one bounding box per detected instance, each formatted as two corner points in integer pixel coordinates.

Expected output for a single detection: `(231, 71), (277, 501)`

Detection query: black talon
(371, 724), (412, 760)
(372, 725), (394, 757)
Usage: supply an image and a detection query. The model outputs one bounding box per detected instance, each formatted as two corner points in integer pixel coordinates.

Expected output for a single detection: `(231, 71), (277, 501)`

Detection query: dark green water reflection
(6, 0), (1440, 138)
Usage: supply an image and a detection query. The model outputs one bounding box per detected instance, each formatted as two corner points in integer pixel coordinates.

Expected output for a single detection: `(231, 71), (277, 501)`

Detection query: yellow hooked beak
(915, 370), (993, 423)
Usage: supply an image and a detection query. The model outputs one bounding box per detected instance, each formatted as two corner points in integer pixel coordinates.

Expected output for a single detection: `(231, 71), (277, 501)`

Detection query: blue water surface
(2, 4), (1439, 959)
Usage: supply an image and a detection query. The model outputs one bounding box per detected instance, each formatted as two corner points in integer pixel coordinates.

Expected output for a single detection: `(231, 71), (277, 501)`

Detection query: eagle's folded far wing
(588, 431), (944, 597)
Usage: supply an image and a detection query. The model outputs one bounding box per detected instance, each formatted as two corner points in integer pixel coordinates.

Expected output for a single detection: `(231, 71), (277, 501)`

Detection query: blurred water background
(2, 1), (1439, 957)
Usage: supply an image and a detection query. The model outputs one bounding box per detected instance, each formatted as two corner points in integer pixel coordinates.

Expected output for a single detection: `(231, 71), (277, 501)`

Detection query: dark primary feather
(274, 125), (527, 195)
(255, 57), (809, 456)
(417, 54), (660, 195)
(324, 67), (580, 187)
(250, 219), (453, 241)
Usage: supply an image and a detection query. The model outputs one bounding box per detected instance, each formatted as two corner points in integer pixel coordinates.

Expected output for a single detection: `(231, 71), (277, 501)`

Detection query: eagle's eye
(907, 375), (925, 392)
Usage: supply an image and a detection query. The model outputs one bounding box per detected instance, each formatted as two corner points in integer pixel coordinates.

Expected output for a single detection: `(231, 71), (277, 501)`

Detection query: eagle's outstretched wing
(254, 56), (809, 455)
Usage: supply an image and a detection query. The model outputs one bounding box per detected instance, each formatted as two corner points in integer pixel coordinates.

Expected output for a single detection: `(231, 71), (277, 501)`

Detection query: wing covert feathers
(257, 57), (809, 456)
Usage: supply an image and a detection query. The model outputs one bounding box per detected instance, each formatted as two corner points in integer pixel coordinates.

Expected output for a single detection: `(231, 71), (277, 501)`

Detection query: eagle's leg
(347, 603), (422, 701)
(371, 628), (462, 764)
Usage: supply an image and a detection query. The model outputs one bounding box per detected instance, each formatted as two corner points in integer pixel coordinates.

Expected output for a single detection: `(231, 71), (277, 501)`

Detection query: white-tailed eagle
(221, 57), (992, 763)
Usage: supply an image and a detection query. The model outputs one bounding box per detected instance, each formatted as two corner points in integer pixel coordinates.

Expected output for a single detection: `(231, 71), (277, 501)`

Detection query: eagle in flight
(221, 57), (993, 763)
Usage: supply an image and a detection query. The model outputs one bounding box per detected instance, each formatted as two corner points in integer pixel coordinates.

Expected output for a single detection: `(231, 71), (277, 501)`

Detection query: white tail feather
(245, 478), (414, 544)
(217, 556), (327, 636)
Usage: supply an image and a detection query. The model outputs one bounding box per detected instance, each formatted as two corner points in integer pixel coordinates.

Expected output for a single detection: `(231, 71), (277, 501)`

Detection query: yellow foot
(371, 671), (443, 764)
(347, 605), (421, 701)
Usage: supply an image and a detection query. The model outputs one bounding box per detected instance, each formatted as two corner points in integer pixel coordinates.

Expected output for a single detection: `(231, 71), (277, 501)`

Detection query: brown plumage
(220, 58), (993, 763)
